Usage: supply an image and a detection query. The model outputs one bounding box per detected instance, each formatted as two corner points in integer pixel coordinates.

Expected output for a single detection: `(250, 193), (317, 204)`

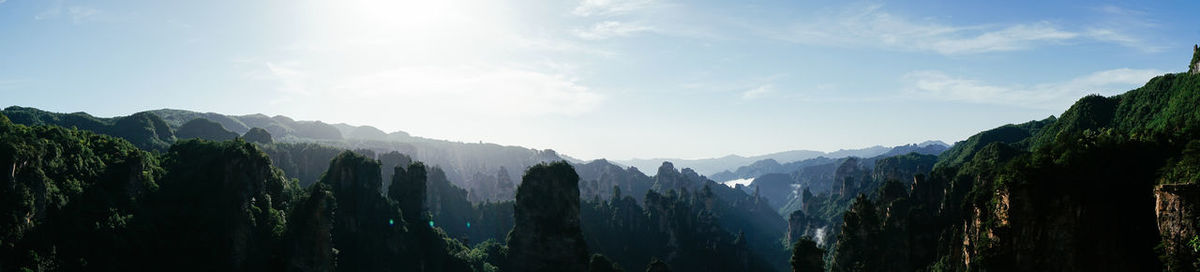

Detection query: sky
(1, 0), (1199, 161)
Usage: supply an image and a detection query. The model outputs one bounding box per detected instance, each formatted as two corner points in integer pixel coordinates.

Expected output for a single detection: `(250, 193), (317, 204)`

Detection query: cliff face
(507, 161), (590, 272)
(1156, 184), (1200, 271)
(955, 167), (1162, 271)
(389, 162), (427, 224)
(144, 140), (294, 271)
(833, 158), (862, 197)
(319, 151), (409, 272)
(787, 210), (811, 244)
(1190, 44), (1199, 75)
(574, 159), (653, 204)
(287, 185), (336, 272)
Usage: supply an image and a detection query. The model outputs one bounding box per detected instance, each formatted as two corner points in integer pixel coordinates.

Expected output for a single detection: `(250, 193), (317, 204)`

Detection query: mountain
(574, 159), (654, 203)
(506, 162), (591, 271)
(710, 141), (947, 183)
(1, 107), (564, 203)
(175, 118), (239, 141)
(2, 106), (175, 150)
(827, 50), (1200, 271)
(618, 146), (891, 177)
(0, 116), (484, 271)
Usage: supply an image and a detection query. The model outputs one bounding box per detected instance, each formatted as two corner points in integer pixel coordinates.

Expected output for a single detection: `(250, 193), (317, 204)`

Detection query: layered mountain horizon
(4, 1), (1200, 270)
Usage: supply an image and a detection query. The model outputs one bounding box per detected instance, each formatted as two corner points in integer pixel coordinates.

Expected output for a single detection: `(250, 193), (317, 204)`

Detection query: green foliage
(1191, 235), (1200, 267)
(0, 116), (161, 270)
(590, 254), (626, 272)
(1158, 140), (1200, 184)
(645, 258), (670, 272)
(427, 166), (478, 243)
(175, 118), (238, 141)
(833, 69), (1200, 271)
(243, 127), (273, 144)
(0, 120), (487, 271)
(463, 239), (507, 272)
(258, 142), (345, 186)
(111, 111), (175, 150)
(507, 161), (591, 272)
(581, 186), (781, 272)
(390, 162), (428, 223)
(790, 238), (825, 272)
(831, 195), (880, 272)
(150, 109), (252, 133)
(2, 106), (175, 151)
(936, 117), (1053, 168)
(653, 162), (791, 270)
(137, 139), (297, 270)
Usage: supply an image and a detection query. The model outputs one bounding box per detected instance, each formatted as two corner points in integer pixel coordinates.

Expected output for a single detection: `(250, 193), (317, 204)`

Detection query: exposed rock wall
(1156, 183), (1200, 271)
(1191, 44), (1199, 75)
(507, 161), (590, 272)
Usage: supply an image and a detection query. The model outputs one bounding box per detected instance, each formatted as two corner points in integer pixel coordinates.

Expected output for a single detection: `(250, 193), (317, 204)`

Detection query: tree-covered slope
(2, 106), (175, 151)
(0, 115), (491, 270)
(3, 106), (567, 204)
(0, 113), (162, 270)
(828, 59), (1200, 271)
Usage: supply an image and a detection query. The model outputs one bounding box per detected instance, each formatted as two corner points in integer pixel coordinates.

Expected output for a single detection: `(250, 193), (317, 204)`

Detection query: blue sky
(1, 0), (1198, 160)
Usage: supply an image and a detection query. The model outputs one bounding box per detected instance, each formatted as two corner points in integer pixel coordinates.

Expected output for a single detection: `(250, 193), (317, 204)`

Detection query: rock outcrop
(242, 127), (273, 144)
(347, 125), (388, 141)
(507, 161), (590, 272)
(389, 161), (427, 224)
(319, 152), (402, 271)
(786, 210), (810, 244)
(287, 184), (335, 272)
(1156, 183), (1200, 272)
(175, 118), (238, 141)
(1190, 44), (1199, 75)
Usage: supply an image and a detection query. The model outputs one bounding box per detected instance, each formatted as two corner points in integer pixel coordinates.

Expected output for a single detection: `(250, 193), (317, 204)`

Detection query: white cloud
(34, 1), (63, 20)
(574, 21), (653, 40)
(772, 4), (1153, 55)
(722, 178), (754, 188)
(903, 68), (1163, 109)
(262, 63), (604, 118)
(928, 23), (1078, 54)
(1084, 28), (1161, 52)
(67, 6), (100, 23)
(1081, 5), (1163, 52)
(741, 84), (774, 100)
(33, 1), (102, 24)
(572, 0), (657, 17)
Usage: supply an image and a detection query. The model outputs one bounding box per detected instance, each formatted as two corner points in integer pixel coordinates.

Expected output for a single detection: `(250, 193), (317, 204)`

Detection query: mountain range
(616, 140), (947, 178)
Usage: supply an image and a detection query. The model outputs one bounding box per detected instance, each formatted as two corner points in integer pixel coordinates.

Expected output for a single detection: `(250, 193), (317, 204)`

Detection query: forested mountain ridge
(618, 145), (896, 177)
(5, 47), (1199, 272)
(0, 115), (530, 271)
(820, 51), (1200, 271)
(1, 106), (562, 203)
(709, 141), (946, 183)
(0, 112), (801, 271)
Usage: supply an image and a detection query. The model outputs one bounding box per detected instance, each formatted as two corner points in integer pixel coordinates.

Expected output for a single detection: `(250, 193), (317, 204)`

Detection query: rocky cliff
(1190, 44), (1199, 75)
(507, 161), (590, 272)
(1156, 183), (1200, 271)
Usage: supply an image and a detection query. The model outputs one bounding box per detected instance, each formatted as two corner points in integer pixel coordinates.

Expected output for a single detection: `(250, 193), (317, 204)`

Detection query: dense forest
(1, 48), (1199, 271)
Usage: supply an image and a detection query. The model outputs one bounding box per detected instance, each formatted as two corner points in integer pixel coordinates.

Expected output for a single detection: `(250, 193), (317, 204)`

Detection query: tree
(506, 161), (590, 272)
(243, 127), (273, 144)
(645, 258), (670, 272)
(791, 238), (825, 272)
(590, 254), (625, 272)
(175, 118), (238, 141)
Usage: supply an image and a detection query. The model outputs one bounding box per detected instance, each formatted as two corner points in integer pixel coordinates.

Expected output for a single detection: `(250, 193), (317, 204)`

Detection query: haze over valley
(3, 1), (1200, 271)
